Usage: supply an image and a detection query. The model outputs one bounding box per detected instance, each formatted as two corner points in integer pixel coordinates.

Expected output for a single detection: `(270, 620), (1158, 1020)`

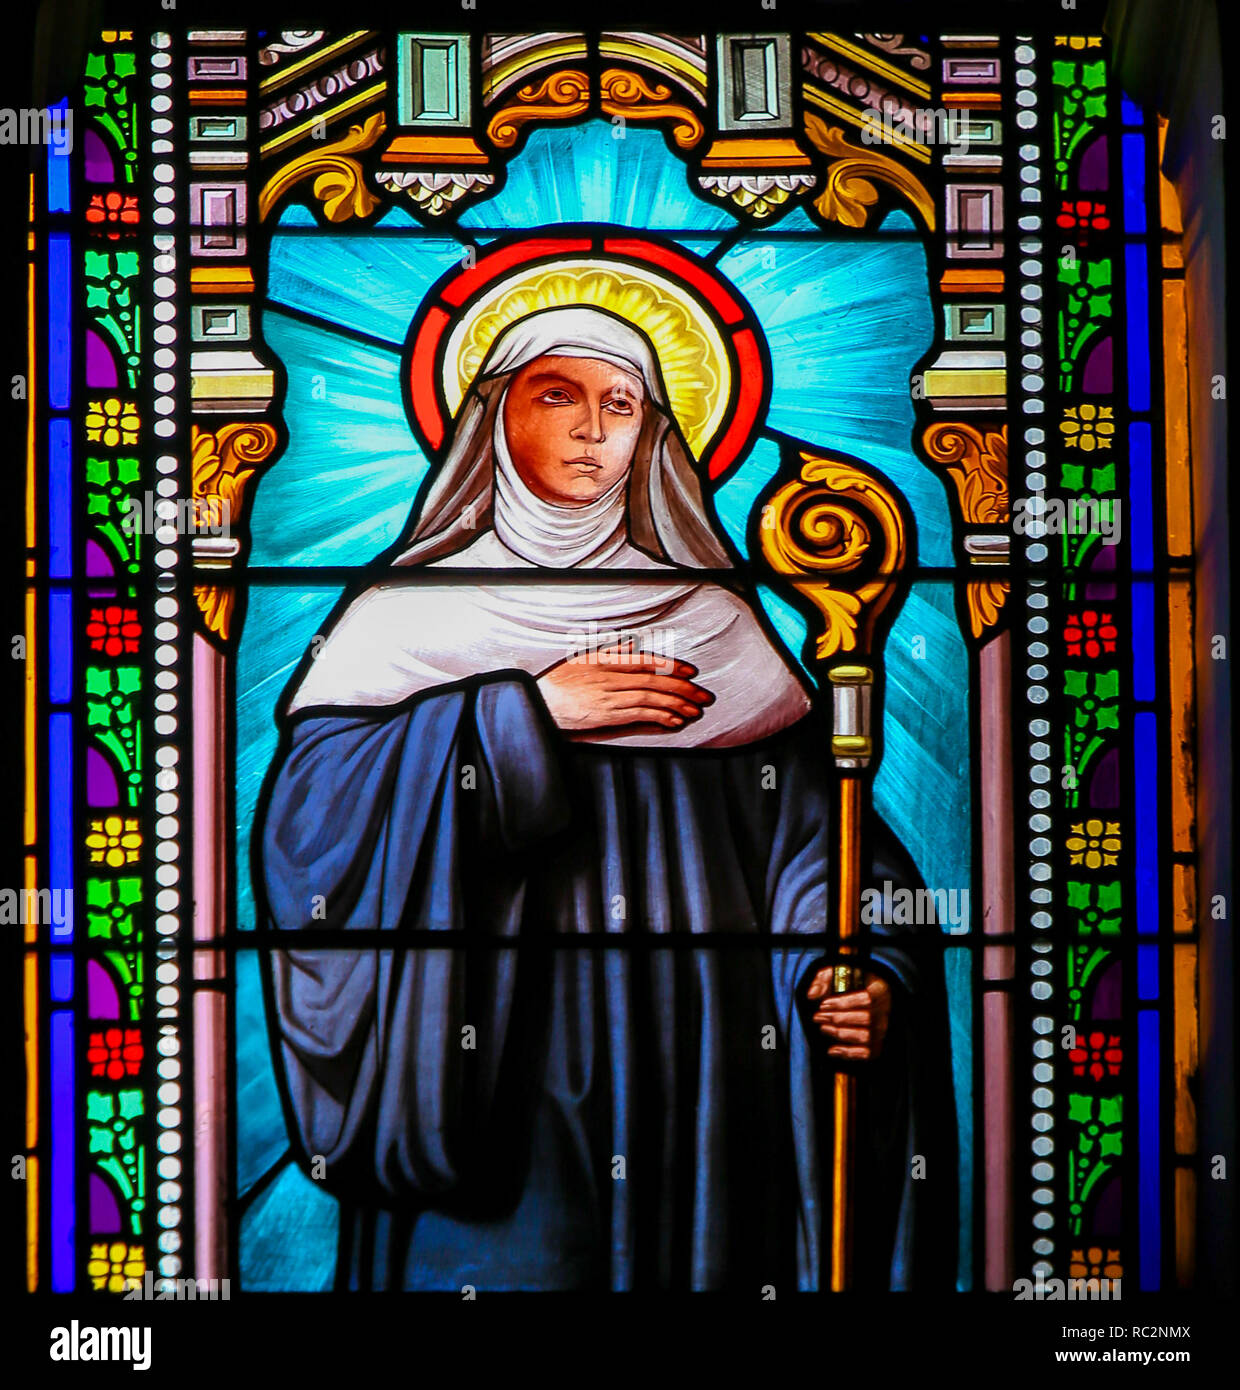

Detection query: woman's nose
(571, 405), (606, 442)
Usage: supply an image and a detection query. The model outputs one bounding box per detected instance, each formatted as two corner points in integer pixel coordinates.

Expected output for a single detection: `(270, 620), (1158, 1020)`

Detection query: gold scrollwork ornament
(257, 113), (386, 224)
(191, 422), (279, 643)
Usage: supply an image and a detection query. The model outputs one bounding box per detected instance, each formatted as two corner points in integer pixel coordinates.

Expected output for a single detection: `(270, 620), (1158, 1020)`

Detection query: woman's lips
(565, 457), (602, 469)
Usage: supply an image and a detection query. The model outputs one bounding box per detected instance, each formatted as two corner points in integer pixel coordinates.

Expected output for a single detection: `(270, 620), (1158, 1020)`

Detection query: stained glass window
(13, 9), (1231, 1366)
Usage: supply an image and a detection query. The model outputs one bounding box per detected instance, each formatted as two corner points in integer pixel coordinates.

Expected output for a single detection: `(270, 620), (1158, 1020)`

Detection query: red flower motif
(87, 1027), (143, 1080)
(86, 605), (141, 656)
(1056, 199), (1110, 242)
(1069, 1030), (1123, 1081)
(86, 191), (140, 239)
(1064, 609), (1118, 659)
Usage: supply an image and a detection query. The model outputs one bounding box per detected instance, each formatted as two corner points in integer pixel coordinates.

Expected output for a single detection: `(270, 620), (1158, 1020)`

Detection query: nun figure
(256, 306), (956, 1291)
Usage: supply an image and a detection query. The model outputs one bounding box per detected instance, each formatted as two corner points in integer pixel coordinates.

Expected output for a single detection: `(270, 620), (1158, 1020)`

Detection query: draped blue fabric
(256, 673), (956, 1290)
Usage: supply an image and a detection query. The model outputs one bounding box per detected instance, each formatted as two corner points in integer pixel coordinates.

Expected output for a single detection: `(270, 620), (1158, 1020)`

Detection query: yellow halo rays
(441, 258), (731, 460)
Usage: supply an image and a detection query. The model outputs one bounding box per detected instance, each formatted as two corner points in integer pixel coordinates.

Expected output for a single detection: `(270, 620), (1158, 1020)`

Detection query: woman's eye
(603, 398), (634, 415)
(537, 389), (574, 404)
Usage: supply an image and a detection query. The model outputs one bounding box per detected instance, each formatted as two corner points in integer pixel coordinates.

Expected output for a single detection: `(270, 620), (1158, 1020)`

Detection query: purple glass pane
(1093, 959), (1123, 1020)
(86, 538), (115, 579)
(86, 745), (119, 807)
(89, 1172), (122, 1234)
(85, 327), (118, 389)
(1086, 746), (1121, 810)
(87, 958), (120, 1020)
(1085, 543), (1117, 601)
(1081, 335), (1113, 395)
(84, 128), (115, 184)
(1078, 133), (1108, 191)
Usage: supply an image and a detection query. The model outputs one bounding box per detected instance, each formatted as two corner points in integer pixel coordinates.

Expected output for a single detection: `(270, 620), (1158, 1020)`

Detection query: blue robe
(256, 671), (957, 1291)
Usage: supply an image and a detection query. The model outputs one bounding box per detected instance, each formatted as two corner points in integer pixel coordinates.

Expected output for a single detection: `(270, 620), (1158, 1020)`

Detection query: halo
(407, 232), (768, 482)
(442, 259), (730, 460)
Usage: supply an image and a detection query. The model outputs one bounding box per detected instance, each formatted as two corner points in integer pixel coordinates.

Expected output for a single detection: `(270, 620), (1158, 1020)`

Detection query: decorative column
(912, 30), (1015, 1292)
(185, 26), (279, 1285)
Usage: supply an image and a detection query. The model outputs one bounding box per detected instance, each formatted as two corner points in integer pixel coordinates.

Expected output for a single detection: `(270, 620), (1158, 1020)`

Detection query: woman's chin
(548, 482), (606, 507)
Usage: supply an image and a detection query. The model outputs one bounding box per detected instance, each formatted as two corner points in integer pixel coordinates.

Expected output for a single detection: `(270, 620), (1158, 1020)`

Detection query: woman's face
(504, 355), (645, 506)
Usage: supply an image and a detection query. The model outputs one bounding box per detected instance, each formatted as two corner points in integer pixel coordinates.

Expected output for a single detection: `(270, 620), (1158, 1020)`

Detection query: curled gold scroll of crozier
(486, 70), (590, 149)
(257, 113), (386, 223)
(600, 68), (704, 149)
(192, 422), (279, 643)
(760, 451), (907, 660)
(803, 113), (935, 231)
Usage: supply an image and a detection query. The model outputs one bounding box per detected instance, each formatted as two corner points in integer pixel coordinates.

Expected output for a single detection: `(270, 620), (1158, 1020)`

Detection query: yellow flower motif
(1067, 818), (1122, 869)
(1060, 404), (1115, 453)
(87, 1240), (145, 1293)
(86, 815), (142, 867)
(1068, 1246), (1122, 1281)
(86, 397), (140, 447)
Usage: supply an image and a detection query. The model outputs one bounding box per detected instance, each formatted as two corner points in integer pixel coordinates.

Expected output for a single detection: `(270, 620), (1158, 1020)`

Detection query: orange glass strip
(24, 942), (38, 1133)
(941, 268), (1004, 294)
(24, 856), (38, 1286)
(381, 135), (489, 165)
(24, 855), (39, 945)
(1167, 586), (1196, 853)
(25, 1152), (38, 1291)
(940, 91), (1002, 108)
(700, 137), (813, 167)
(191, 266), (255, 294)
(1173, 863), (1196, 937)
(1173, 937), (1198, 1288)
(1162, 278), (1192, 558)
(188, 88), (248, 105)
(1157, 117), (1184, 236)
(26, 258), (36, 551)
(1173, 942), (1198, 1154)
(24, 589), (37, 845)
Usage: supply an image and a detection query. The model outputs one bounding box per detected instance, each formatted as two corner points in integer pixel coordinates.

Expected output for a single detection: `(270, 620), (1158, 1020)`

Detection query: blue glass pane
(715, 232), (949, 564)
(239, 1161), (338, 1291)
(1125, 242), (1151, 412)
(46, 100), (71, 213)
(48, 234), (71, 410)
(268, 225), (464, 347)
(249, 311), (428, 567)
(235, 586), (342, 934)
(458, 123), (740, 231)
(1135, 711), (1159, 939)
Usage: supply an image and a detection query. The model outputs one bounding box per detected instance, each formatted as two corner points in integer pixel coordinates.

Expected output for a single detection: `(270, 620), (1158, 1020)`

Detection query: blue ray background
(236, 120), (974, 1290)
